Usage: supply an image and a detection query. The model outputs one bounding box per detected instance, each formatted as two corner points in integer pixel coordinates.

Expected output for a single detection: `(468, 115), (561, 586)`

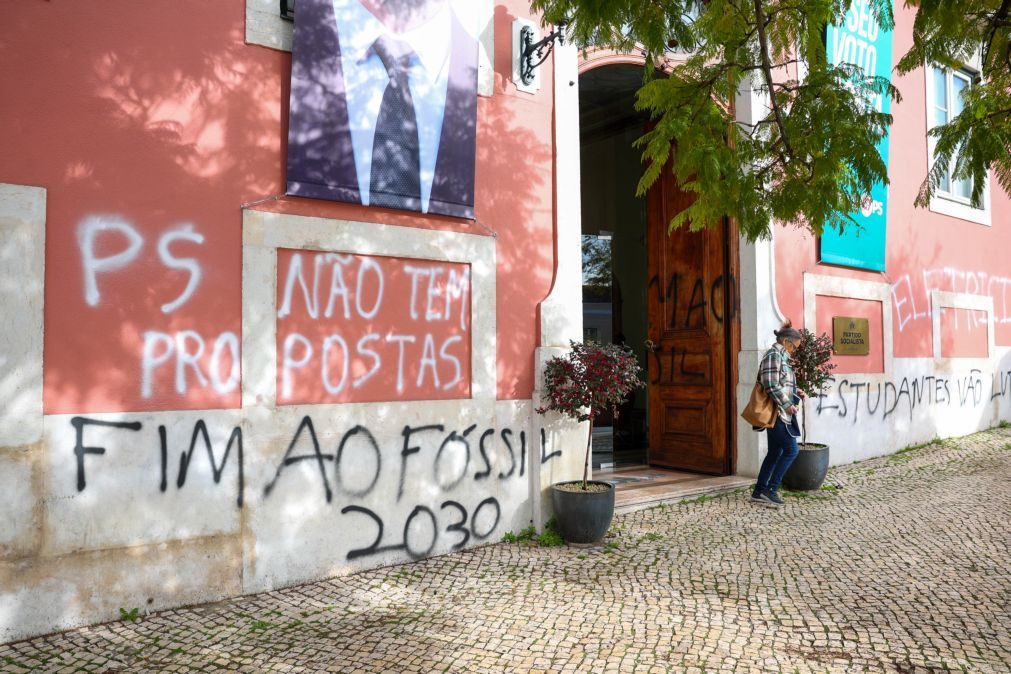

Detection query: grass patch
(640, 532), (663, 543)
(998, 420), (1011, 429)
(894, 438), (941, 456)
(501, 519), (565, 547)
(119, 607), (140, 623)
(250, 619), (274, 632)
(820, 483), (840, 493)
(502, 525), (537, 543)
(536, 520), (566, 547)
(680, 494), (713, 506)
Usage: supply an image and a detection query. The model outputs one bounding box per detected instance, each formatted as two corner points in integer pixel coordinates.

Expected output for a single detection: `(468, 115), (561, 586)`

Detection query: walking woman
(752, 320), (805, 507)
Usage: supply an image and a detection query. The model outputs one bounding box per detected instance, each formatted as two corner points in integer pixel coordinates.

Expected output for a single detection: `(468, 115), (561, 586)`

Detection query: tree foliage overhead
(897, 0), (1011, 208)
(529, 0), (1009, 241)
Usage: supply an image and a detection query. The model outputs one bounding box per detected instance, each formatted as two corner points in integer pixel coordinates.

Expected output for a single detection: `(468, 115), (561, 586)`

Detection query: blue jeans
(756, 415), (800, 493)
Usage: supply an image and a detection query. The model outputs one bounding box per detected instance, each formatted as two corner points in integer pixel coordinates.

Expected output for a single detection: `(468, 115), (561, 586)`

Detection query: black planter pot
(551, 481), (615, 544)
(782, 443), (830, 491)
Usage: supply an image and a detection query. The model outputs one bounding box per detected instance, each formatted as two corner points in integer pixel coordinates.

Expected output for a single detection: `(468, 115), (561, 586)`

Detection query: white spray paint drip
(404, 265), (429, 320)
(445, 267), (470, 329)
(425, 268), (445, 321)
(141, 332), (175, 399)
(385, 333), (416, 394)
(141, 330), (239, 399)
(356, 258), (384, 319)
(278, 253), (316, 319)
(892, 267), (1011, 332)
(323, 253), (353, 319)
(417, 333), (440, 388)
(78, 216), (144, 307)
(209, 332), (240, 394)
(321, 334), (350, 395)
(440, 335), (463, 390)
(281, 332), (313, 400)
(352, 333), (382, 389)
(158, 224), (205, 314)
(175, 331), (209, 394)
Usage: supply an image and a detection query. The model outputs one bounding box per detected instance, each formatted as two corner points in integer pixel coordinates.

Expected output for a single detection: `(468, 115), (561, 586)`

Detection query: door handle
(644, 339), (659, 353)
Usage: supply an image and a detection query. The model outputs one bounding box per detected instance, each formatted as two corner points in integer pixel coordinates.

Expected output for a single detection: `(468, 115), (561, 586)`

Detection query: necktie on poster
(369, 35), (422, 210)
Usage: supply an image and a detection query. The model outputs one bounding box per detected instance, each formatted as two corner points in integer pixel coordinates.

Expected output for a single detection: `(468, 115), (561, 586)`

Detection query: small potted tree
(537, 340), (644, 543)
(783, 328), (837, 490)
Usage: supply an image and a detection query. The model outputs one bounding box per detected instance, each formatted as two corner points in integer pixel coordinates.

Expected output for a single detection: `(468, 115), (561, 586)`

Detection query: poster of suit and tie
(286, 0), (480, 219)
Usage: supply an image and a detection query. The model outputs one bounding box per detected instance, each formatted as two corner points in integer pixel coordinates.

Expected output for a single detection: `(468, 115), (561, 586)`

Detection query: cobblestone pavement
(3, 430), (1010, 673)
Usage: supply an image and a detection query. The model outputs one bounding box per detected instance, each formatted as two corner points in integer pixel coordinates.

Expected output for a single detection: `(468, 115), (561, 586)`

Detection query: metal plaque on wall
(833, 316), (870, 356)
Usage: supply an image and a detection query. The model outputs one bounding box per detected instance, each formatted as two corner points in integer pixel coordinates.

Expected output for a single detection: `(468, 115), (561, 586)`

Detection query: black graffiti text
(816, 369), (1011, 423)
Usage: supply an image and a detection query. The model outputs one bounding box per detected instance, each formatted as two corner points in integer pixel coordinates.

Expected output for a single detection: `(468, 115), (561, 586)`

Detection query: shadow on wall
(248, 1), (555, 400)
(1, 0), (558, 641)
(805, 239), (1011, 455)
(0, 1), (285, 414)
(480, 3), (554, 401)
(0, 0), (276, 640)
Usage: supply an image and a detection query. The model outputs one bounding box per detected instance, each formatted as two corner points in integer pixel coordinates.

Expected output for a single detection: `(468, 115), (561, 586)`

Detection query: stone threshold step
(614, 475), (754, 515)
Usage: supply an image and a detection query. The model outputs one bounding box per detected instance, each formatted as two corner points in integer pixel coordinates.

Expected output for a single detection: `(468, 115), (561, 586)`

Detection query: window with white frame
(925, 64), (991, 225)
(930, 66), (973, 201)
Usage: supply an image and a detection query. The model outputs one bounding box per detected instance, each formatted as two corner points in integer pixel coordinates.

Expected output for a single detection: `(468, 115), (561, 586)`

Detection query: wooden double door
(645, 162), (737, 475)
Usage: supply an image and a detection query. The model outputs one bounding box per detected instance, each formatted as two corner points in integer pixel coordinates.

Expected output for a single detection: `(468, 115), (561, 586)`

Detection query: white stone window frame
(803, 274), (894, 381)
(0, 183), (46, 447)
(930, 290), (994, 363)
(241, 209), (496, 409)
(245, 0), (496, 98)
(923, 60), (992, 226)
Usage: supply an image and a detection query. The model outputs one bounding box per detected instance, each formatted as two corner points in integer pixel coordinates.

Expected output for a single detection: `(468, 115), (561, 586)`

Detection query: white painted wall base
(0, 184), (45, 447)
(529, 40), (586, 530)
(0, 202), (586, 643)
(1, 399), (561, 643)
(805, 351), (1011, 465)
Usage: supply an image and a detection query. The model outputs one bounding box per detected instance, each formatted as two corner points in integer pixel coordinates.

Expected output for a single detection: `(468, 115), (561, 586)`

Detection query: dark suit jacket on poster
(286, 0), (478, 219)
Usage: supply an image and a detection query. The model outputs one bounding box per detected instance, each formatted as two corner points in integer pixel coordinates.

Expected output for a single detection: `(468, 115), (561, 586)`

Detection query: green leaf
(530, 0), (1009, 237)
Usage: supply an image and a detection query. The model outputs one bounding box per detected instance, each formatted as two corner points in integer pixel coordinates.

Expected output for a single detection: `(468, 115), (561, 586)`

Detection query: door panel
(646, 158), (730, 474)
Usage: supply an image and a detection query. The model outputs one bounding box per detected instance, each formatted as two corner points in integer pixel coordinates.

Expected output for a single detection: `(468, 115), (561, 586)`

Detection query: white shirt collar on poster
(332, 0), (453, 213)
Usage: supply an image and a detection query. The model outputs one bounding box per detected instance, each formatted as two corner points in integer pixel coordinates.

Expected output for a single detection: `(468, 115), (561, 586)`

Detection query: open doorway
(579, 61), (739, 483)
(579, 64), (650, 470)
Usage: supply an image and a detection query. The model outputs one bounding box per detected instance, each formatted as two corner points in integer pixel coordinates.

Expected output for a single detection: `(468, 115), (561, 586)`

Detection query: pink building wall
(0, 0), (553, 415)
(0, 1), (588, 642)
(274, 250), (473, 404)
(774, 4), (1011, 361)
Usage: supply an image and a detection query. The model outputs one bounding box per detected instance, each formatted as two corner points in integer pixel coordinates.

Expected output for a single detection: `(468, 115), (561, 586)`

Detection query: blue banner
(819, 0), (893, 272)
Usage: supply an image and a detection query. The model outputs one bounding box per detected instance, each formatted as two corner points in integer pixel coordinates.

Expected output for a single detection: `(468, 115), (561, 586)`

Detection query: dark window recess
(280, 0), (295, 21)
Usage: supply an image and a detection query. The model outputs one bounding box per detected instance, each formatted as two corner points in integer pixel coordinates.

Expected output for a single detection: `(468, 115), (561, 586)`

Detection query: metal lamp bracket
(512, 18), (565, 94)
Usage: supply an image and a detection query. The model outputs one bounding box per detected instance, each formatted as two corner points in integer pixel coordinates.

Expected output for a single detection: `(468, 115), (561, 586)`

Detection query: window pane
(938, 170), (951, 194)
(932, 67), (948, 126)
(952, 74), (969, 116)
(953, 175), (972, 200)
(933, 68), (947, 107)
(948, 141), (970, 200)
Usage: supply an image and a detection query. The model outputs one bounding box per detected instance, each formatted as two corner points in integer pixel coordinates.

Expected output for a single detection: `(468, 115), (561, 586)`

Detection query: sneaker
(764, 489), (785, 506)
(750, 488), (774, 506)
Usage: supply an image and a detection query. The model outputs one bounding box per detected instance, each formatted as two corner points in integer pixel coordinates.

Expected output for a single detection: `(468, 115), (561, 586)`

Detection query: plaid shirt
(758, 343), (797, 422)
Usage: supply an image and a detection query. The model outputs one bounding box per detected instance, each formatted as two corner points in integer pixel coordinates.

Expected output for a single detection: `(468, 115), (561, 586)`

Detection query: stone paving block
(1, 430), (1010, 672)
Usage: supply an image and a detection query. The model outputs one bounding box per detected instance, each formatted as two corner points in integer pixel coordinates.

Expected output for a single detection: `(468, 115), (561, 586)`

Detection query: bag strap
(756, 346), (775, 385)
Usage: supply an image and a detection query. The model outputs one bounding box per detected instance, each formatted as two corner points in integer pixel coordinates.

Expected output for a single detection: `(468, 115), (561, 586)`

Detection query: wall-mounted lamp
(519, 21), (567, 86)
(279, 0), (295, 22)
